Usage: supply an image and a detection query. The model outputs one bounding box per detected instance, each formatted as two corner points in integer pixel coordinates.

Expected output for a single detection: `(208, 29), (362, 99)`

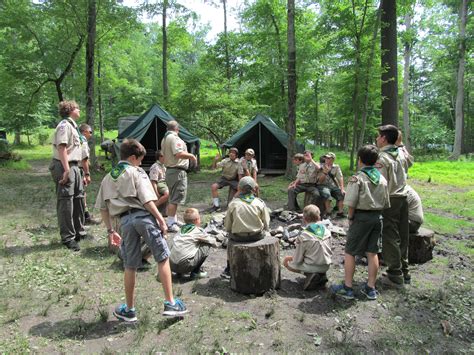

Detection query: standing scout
(49, 100), (86, 251)
(149, 150), (169, 215)
(78, 123), (98, 225)
(161, 121), (197, 233)
(331, 145), (390, 300)
(209, 147), (240, 212)
(376, 125), (410, 287)
(95, 139), (187, 321)
(321, 152), (345, 218)
(287, 150), (320, 212)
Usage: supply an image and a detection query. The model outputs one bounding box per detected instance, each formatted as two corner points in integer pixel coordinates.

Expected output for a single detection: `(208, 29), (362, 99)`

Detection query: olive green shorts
(345, 211), (382, 256)
(165, 168), (187, 205)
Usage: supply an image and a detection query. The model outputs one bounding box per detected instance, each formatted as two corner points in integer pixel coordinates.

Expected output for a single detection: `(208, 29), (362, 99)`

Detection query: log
(228, 237), (280, 295)
(304, 192), (326, 216)
(408, 227), (435, 264)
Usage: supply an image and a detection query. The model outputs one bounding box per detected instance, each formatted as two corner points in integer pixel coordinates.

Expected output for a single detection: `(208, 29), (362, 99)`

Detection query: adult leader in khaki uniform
(287, 150), (320, 211)
(376, 125), (409, 286)
(49, 100), (86, 251)
(161, 121), (197, 231)
(209, 147), (240, 211)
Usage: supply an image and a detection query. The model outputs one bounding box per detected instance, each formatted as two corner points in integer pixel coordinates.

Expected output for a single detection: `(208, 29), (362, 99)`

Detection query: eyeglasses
(88, 131), (92, 134)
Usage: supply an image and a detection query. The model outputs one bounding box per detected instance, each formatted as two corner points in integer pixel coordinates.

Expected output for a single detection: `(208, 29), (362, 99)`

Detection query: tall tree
(86, 0), (97, 164)
(286, 0), (297, 178)
(381, 0), (399, 125)
(162, 0), (169, 103)
(450, 0), (468, 159)
(402, 6), (414, 152)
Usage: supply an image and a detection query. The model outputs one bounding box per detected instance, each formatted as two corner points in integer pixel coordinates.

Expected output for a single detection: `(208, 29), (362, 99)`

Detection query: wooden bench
(408, 227), (435, 264)
(227, 237), (280, 295)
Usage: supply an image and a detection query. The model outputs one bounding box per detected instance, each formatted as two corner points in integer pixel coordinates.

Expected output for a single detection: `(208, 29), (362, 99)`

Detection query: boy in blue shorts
(96, 139), (188, 321)
(331, 145), (390, 300)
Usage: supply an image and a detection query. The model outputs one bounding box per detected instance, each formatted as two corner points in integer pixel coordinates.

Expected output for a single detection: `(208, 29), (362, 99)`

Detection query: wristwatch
(107, 228), (115, 234)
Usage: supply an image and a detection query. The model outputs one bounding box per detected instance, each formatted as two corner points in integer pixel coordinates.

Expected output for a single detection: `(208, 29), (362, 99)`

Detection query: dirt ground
(0, 162), (473, 353)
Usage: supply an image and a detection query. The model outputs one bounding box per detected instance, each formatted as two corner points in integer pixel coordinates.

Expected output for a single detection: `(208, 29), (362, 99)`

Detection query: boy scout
(49, 100), (86, 251)
(209, 147), (240, 212)
(405, 184), (424, 233)
(95, 139), (187, 321)
(321, 152), (345, 217)
(161, 121), (197, 232)
(78, 123), (98, 225)
(376, 125), (410, 287)
(331, 145), (389, 300)
(221, 176), (270, 277)
(149, 150), (169, 215)
(287, 150), (321, 211)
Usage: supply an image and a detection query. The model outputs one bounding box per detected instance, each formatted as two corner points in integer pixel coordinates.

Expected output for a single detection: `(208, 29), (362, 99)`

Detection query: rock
(273, 233), (283, 239)
(289, 230), (300, 238)
(287, 223), (301, 232)
(270, 208), (284, 216)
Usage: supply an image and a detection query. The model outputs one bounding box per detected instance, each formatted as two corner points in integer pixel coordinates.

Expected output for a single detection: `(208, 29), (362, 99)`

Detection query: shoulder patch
(349, 175), (359, 183)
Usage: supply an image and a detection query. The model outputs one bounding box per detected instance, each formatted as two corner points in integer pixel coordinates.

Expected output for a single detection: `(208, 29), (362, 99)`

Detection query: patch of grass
(0, 160), (31, 170)
(38, 303), (52, 317)
(72, 298), (87, 314)
(409, 160), (474, 187)
(424, 213), (474, 235)
(446, 240), (474, 257)
(97, 307), (109, 323)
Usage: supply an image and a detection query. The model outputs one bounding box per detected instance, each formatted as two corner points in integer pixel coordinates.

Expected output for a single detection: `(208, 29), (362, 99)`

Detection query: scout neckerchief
(361, 166), (381, 185)
(110, 161), (131, 181)
(238, 193), (255, 204)
(246, 159), (252, 172)
(305, 223), (326, 240)
(180, 223), (195, 234)
(385, 146), (399, 159)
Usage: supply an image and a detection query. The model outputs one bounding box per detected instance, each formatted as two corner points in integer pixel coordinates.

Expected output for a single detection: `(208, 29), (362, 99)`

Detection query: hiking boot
(167, 224), (180, 233)
(379, 275), (404, 289)
(220, 267), (231, 279)
(113, 304), (137, 322)
(190, 269), (208, 279)
(163, 298), (188, 316)
(403, 274), (411, 285)
(330, 283), (355, 300)
(303, 273), (316, 290)
(361, 283), (378, 300)
(65, 240), (80, 252)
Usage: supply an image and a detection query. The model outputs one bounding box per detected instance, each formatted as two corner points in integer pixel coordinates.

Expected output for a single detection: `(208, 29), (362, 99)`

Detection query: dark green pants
(49, 159), (85, 244)
(382, 196), (409, 283)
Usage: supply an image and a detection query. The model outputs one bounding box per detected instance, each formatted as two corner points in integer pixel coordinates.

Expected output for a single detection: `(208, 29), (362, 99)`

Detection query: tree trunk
(270, 11), (286, 120)
(86, 0), (97, 165)
(14, 131), (21, 145)
(402, 11), (413, 152)
(162, 0), (169, 104)
(313, 78), (319, 146)
(381, 0), (398, 126)
(222, 0), (231, 86)
(286, 0), (297, 178)
(98, 56), (104, 143)
(450, 0), (467, 160)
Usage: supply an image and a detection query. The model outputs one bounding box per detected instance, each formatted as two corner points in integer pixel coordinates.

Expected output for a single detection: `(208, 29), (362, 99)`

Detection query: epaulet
(348, 175), (359, 183)
(137, 167), (147, 175)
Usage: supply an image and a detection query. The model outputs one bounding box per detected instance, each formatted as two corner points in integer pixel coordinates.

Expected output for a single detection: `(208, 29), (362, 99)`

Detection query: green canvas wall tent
(222, 114), (304, 174)
(116, 104), (200, 171)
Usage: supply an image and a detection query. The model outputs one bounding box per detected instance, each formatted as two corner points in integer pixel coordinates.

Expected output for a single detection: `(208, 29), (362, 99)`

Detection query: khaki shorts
(165, 168), (187, 205)
(216, 176), (238, 190)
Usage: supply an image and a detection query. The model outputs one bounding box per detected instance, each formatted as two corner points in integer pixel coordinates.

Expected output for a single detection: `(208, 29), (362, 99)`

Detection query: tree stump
(228, 237), (280, 295)
(408, 227), (436, 264)
(304, 192), (326, 216)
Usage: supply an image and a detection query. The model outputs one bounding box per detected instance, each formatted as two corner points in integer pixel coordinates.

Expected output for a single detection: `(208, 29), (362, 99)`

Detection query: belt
(355, 209), (382, 213)
(119, 208), (145, 218)
(167, 166), (187, 171)
(69, 161), (79, 165)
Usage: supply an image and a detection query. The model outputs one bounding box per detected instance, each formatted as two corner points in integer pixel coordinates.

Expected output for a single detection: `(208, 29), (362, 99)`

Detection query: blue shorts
(120, 210), (170, 269)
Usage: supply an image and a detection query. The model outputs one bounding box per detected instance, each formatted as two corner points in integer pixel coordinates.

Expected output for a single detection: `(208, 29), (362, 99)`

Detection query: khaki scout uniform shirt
(324, 164), (343, 188)
(344, 170), (390, 210)
(296, 161), (319, 184)
(79, 135), (90, 168)
(238, 157), (258, 176)
(405, 184), (424, 224)
(224, 196), (270, 235)
(376, 145), (407, 197)
(95, 161), (157, 217)
(217, 157), (240, 180)
(289, 223), (332, 273)
(398, 146), (414, 175)
(161, 131), (189, 169)
(169, 225), (218, 265)
(52, 118), (82, 162)
(149, 161), (166, 183)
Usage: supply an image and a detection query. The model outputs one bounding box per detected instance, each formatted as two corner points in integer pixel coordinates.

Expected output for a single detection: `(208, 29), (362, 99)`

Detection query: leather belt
(119, 208), (145, 218)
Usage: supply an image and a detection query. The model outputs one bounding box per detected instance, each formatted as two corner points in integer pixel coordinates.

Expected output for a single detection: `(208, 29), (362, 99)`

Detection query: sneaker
(404, 275), (411, 284)
(361, 283), (378, 300)
(220, 268), (231, 279)
(64, 240), (80, 252)
(303, 273), (316, 290)
(113, 304), (137, 322)
(330, 283), (355, 300)
(167, 224), (180, 233)
(163, 298), (188, 316)
(190, 270), (208, 279)
(85, 216), (101, 225)
(206, 205), (221, 213)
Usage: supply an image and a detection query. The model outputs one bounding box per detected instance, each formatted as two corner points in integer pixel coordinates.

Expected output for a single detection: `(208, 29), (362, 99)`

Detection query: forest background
(0, 0), (472, 168)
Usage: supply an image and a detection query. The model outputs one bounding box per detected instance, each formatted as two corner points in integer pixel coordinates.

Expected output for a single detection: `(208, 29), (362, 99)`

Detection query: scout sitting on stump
(331, 145), (390, 300)
(283, 204), (332, 290)
(221, 176), (270, 278)
(169, 208), (218, 279)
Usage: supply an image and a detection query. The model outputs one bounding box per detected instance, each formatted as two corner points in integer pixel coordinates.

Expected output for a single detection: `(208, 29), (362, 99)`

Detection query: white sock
(213, 198), (220, 207)
(167, 216), (176, 226)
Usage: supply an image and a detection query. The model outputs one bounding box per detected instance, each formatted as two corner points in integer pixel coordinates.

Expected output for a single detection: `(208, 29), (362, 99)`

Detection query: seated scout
(330, 145), (390, 301)
(209, 147), (240, 212)
(95, 138), (187, 321)
(405, 184), (424, 234)
(287, 150), (320, 212)
(283, 204), (332, 290)
(238, 148), (259, 196)
(321, 152), (345, 218)
(149, 150), (169, 215)
(169, 208), (218, 279)
(221, 176), (270, 278)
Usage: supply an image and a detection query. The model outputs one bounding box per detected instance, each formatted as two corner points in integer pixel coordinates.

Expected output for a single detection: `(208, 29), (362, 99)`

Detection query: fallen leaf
(440, 320), (453, 336)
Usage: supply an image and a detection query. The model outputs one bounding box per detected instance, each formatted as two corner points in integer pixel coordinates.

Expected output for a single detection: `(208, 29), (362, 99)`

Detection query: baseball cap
(324, 152), (336, 159)
(245, 148), (255, 156)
